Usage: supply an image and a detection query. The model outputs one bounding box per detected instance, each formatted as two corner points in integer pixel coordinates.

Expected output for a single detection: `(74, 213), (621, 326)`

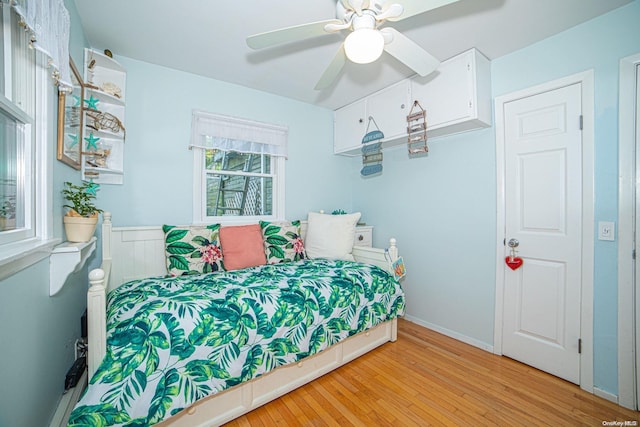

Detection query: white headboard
(100, 213), (398, 291)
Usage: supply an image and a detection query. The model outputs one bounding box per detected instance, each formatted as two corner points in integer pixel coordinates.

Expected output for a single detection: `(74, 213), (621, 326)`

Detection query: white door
(501, 83), (583, 384)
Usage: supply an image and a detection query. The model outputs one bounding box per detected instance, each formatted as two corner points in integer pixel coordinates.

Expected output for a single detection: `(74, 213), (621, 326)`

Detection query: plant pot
(64, 213), (99, 243)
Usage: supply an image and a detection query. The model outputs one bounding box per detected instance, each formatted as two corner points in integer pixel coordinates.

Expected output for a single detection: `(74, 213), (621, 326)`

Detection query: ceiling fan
(246, 0), (461, 90)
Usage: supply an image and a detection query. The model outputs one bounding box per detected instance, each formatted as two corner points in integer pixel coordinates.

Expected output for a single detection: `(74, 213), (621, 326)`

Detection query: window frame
(0, 3), (57, 280)
(0, 92), (34, 245)
(192, 147), (285, 225)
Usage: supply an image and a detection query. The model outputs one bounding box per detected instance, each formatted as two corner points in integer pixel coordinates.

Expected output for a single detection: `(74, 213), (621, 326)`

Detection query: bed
(70, 212), (405, 427)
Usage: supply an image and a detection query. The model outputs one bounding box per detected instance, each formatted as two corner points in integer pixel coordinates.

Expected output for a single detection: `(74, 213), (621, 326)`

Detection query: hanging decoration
(385, 248), (406, 280)
(361, 116), (384, 176)
(85, 180), (101, 196)
(84, 95), (100, 110)
(84, 133), (100, 151)
(406, 100), (428, 154)
(505, 238), (524, 271)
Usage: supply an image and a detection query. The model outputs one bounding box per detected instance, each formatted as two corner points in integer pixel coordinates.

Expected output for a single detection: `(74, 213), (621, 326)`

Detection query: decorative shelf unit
(49, 237), (97, 296)
(82, 49), (126, 184)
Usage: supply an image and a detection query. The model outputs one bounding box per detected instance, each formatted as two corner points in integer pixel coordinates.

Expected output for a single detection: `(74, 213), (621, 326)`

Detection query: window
(0, 98), (32, 239)
(0, 0), (69, 273)
(191, 111), (287, 224)
(204, 149), (274, 217)
(0, 3), (36, 245)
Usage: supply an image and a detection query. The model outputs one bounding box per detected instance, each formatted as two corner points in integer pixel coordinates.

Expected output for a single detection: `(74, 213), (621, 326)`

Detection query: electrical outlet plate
(598, 221), (615, 241)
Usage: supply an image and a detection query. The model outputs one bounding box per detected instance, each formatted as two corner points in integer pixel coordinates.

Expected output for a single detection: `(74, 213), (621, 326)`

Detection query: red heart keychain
(505, 256), (523, 271)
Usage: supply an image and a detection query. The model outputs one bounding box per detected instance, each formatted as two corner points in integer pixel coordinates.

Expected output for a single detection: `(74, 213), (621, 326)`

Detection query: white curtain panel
(190, 110), (288, 158)
(11, 0), (71, 89)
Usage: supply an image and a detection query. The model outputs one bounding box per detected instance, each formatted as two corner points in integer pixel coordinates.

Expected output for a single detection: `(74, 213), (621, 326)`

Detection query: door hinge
(579, 115), (583, 130)
(633, 249), (636, 260)
(578, 338), (582, 354)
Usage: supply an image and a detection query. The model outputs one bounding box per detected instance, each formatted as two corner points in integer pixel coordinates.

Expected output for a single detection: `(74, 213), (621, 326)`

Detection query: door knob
(507, 238), (519, 248)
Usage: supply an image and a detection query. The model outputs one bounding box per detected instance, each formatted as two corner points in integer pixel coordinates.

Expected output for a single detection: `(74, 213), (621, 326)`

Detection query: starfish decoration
(72, 94), (81, 107)
(84, 132), (100, 151)
(84, 94), (99, 110)
(85, 180), (100, 196)
(66, 133), (78, 148)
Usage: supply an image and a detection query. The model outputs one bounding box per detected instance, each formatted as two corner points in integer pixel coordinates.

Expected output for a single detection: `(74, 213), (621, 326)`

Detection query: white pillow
(305, 212), (361, 261)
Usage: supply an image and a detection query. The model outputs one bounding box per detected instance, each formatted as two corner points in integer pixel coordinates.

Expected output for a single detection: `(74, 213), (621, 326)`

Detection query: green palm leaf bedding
(68, 259), (405, 427)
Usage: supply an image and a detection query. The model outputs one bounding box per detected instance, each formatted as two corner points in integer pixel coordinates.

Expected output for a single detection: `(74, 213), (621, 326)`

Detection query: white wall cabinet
(410, 48), (491, 139)
(334, 98), (367, 154)
(334, 80), (410, 155)
(334, 48), (491, 156)
(82, 49), (126, 184)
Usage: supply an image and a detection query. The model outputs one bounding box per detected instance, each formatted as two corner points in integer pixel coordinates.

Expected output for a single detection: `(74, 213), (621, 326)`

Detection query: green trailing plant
(62, 181), (102, 218)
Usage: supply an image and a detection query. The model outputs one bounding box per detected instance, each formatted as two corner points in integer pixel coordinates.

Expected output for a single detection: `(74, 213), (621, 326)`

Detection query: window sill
(0, 237), (62, 282)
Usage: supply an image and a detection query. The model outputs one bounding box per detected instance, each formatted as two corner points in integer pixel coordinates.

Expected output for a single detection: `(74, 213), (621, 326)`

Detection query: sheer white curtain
(10, 0), (71, 89)
(190, 110), (288, 158)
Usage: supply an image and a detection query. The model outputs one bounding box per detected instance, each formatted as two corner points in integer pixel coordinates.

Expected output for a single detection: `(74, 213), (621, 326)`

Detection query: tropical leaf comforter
(69, 258), (405, 427)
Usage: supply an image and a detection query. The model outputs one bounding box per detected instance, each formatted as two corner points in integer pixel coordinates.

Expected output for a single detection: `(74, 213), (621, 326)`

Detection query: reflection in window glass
(204, 149), (273, 217)
(0, 108), (23, 232)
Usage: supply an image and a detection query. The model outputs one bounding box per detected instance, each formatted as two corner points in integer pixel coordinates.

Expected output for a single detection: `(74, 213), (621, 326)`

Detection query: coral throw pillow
(219, 224), (267, 271)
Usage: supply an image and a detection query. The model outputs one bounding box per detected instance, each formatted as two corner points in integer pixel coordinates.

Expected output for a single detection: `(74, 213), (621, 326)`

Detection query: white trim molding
(617, 52), (640, 410)
(493, 70), (595, 393)
(403, 314), (494, 353)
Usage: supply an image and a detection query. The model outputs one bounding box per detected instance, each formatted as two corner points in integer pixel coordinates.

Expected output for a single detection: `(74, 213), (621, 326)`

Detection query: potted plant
(62, 181), (102, 242)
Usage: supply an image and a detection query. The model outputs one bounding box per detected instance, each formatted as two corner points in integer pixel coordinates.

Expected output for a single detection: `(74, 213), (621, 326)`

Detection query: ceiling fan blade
(315, 45), (347, 90)
(382, 0), (461, 22)
(247, 19), (342, 50)
(381, 27), (439, 76)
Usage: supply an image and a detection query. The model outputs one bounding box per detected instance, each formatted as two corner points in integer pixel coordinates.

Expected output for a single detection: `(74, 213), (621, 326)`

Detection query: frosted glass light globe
(344, 29), (384, 64)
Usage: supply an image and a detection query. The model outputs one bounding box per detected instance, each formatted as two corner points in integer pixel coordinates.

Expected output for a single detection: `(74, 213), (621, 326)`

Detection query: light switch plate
(598, 221), (615, 241)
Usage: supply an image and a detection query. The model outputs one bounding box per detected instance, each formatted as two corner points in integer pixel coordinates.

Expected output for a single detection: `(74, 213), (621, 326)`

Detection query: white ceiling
(73, 0), (631, 110)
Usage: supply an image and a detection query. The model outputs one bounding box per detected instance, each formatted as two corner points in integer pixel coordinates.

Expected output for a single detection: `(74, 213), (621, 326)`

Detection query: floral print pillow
(163, 224), (224, 276)
(260, 220), (306, 264)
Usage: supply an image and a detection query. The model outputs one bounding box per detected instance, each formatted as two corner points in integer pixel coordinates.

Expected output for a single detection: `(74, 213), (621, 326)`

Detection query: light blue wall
(0, 2), (93, 426)
(352, 130), (497, 346)
(0, 260), (89, 427)
(354, 0), (640, 395)
(97, 57), (351, 227)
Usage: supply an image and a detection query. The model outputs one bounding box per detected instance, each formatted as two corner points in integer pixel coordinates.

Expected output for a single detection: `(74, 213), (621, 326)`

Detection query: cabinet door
(334, 99), (366, 154)
(367, 80), (410, 141)
(411, 49), (474, 129)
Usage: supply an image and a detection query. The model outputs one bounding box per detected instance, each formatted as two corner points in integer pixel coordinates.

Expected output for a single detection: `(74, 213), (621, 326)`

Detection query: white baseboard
(593, 386), (619, 404)
(49, 369), (87, 427)
(403, 315), (494, 353)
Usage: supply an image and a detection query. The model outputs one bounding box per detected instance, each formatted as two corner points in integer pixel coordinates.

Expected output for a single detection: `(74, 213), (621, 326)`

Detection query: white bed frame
(86, 212), (399, 427)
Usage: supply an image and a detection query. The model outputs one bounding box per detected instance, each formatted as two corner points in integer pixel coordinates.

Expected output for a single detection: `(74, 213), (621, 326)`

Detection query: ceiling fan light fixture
(344, 28), (384, 64)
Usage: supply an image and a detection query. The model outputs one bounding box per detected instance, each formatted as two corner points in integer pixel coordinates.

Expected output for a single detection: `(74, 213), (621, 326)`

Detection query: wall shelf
(82, 48), (127, 184)
(49, 237), (96, 296)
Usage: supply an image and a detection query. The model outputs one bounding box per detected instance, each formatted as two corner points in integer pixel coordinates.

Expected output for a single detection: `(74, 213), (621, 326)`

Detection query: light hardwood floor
(225, 318), (640, 426)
